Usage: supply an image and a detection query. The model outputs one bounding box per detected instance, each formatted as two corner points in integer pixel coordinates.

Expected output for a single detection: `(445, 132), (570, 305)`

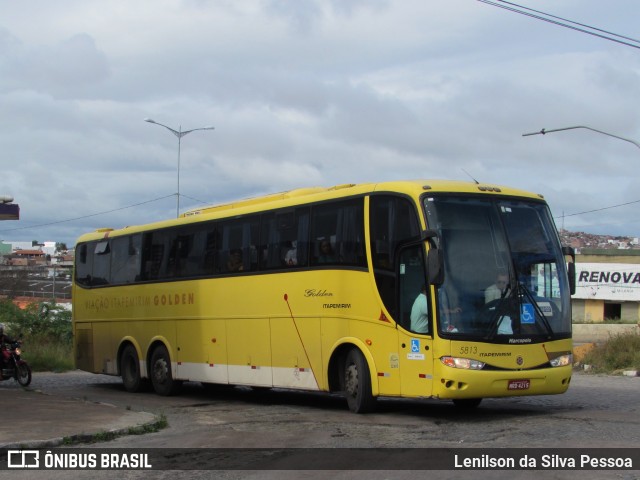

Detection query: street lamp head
(522, 125), (640, 150)
(144, 117), (215, 218)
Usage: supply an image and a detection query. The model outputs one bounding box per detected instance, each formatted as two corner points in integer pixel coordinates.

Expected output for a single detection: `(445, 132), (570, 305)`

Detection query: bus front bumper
(432, 365), (572, 400)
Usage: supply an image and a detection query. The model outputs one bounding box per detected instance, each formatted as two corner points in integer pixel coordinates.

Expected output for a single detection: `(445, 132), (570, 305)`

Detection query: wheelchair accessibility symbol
(521, 303), (535, 324)
(408, 339), (425, 360)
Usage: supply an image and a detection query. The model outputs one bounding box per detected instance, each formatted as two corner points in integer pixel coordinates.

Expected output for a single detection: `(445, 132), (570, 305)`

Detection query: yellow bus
(72, 180), (575, 412)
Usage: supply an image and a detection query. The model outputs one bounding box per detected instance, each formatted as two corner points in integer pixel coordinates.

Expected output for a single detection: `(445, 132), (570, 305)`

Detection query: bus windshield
(424, 195), (571, 342)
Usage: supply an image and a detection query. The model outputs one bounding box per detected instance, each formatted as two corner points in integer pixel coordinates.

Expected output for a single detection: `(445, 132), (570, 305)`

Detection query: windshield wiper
(485, 278), (557, 340)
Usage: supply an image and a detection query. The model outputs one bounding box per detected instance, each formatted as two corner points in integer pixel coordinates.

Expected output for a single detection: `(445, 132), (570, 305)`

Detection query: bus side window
(183, 229), (207, 277)
(370, 195), (421, 320)
(203, 227), (219, 274)
(110, 235), (141, 284)
(92, 240), (111, 286)
(75, 243), (93, 287)
(142, 233), (165, 281)
(169, 233), (195, 278)
(220, 216), (260, 274)
(260, 213), (279, 269)
(398, 245), (430, 334)
(260, 209), (309, 270)
(310, 199), (365, 267)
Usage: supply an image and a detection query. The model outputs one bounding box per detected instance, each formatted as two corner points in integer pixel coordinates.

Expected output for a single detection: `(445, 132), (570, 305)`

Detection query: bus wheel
(452, 398), (482, 409)
(150, 345), (182, 396)
(343, 348), (376, 413)
(121, 344), (147, 393)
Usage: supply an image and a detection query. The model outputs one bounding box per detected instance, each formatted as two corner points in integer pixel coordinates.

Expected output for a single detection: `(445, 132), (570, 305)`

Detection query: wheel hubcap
(154, 359), (168, 384)
(345, 364), (358, 397)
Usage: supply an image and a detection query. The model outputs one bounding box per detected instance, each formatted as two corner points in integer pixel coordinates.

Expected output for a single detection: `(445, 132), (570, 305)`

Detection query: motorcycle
(1, 340), (32, 386)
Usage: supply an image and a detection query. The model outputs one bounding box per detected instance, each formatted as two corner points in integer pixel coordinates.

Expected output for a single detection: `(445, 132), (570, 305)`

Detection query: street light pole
(144, 118), (215, 217)
(522, 126), (640, 150)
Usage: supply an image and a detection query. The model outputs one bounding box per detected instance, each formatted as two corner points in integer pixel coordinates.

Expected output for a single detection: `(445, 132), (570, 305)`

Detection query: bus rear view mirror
(421, 229), (443, 286)
(562, 246), (576, 295)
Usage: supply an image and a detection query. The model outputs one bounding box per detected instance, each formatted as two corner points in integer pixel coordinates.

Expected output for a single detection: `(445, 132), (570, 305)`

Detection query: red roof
(14, 250), (45, 256)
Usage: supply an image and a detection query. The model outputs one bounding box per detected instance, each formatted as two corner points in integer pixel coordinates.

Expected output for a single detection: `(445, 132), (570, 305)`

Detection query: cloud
(0, 0), (639, 245)
(1, 32), (109, 98)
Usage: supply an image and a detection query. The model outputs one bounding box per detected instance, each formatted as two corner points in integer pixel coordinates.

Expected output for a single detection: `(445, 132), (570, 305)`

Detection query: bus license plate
(508, 379), (530, 390)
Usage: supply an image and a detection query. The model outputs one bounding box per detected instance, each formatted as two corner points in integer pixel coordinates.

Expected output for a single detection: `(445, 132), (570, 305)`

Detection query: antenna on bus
(461, 168), (480, 184)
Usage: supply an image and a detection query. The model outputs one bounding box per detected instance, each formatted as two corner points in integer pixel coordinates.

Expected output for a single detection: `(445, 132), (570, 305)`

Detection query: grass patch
(574, 319), (638, 324)
(581, 333), (640, 374)
(24, 335), (74, 372)
(62, 414), (168, 445)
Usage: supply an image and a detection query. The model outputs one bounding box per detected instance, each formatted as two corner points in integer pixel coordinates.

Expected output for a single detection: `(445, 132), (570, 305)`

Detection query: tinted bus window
(311, 199), (366, 267)
(92, 240), (111, 286)
(260, 208), (309, 270)
(220, 216), (260, 273)
(110, 235), (142, 284)
(75, 243), (94, 287)
(370, 195), (421, 319)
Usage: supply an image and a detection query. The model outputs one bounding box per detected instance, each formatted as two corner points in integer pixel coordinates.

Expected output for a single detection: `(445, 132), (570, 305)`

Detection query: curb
(0, 386), (163, 449)
(1, 415), (165, 449)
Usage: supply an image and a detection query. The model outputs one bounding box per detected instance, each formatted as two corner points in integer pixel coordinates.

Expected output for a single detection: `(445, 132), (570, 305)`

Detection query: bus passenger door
(397, 245), (434, 398)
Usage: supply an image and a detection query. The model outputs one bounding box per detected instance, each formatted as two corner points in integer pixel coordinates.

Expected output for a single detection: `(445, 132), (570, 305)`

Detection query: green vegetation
(61, 414), (168, 445)
(603, 318), (638, 324)
(574, 318), (637, 324)
(581, 333), (640, 374)
(0, 300), (73, 372)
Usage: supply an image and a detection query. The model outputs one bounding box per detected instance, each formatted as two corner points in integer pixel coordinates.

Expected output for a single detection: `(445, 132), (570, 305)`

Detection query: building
(9, 249), (48, 266)
(572, 249), (640, 323)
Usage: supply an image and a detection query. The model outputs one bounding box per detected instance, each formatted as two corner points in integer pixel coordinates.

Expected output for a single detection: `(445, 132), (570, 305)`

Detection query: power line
(476, 0), (640, 50)
(180, 194), (211, 207)
(497, 0), (640, 45)
(556, 198), (640, 219)
(0, 194), (176, 235)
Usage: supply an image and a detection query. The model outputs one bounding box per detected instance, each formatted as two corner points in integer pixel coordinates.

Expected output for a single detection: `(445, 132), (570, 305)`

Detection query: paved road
(22, 370), (640, 449)
(5, 370), (640, 480)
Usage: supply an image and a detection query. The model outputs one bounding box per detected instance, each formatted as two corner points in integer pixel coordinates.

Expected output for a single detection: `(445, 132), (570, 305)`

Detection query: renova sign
(574, 263), (640, 301)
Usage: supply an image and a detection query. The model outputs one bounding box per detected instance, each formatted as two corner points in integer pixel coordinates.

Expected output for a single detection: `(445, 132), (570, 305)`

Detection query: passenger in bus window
(284, 241), (297, 266)
(317, 239), (336, 264)
(226, 249), (244, 272)
(410, 285), (429, 334)
(485, 271), (509, 303)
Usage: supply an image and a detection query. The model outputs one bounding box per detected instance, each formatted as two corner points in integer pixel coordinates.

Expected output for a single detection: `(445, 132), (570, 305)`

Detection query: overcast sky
(1, 0), (639, 247)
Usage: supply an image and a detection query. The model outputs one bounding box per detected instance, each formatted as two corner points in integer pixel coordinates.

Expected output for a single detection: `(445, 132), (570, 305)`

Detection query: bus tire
(121, 344), (147, 393)
(452, 398), (482, 409)
(150, 345), (182, 396)
(343, 348), (376, 413)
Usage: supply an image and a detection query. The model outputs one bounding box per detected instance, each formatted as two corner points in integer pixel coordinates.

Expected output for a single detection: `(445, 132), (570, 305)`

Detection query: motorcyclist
(0, 324), (16, 370)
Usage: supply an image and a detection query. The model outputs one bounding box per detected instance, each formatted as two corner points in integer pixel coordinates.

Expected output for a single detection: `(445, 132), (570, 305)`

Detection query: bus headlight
(550, 353), (573, 367)
(440, 356), (485, 370)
